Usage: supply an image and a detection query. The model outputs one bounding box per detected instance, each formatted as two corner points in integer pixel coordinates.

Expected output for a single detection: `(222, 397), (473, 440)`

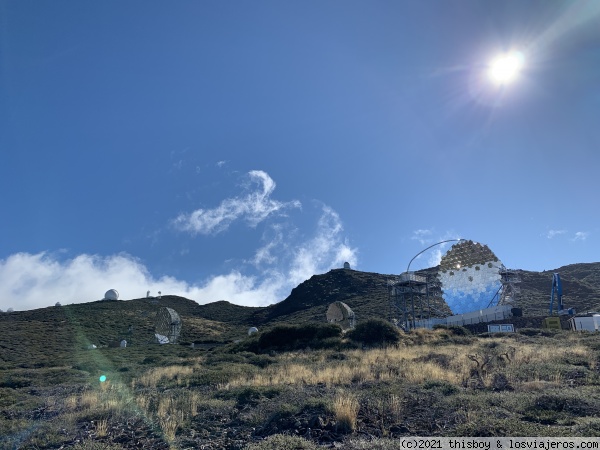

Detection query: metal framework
(388, 271), (444, 330)
(488, 266), (521, 308)
(389, 239), (463, 330)
(154, 307), (182, 344)
(390, 239), (523, 329)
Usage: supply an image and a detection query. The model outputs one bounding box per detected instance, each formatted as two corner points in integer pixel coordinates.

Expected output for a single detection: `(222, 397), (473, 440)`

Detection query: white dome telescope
(104, 289), (119, 301)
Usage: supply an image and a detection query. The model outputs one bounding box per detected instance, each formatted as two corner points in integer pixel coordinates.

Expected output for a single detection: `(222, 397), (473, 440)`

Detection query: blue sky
(1, 1), (599, 311)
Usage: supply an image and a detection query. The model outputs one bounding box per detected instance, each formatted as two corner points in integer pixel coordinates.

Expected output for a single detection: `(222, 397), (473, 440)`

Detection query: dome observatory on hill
(103, 289), (119, 301)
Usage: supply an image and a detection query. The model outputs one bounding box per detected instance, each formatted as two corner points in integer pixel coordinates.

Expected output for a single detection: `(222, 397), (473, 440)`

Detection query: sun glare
(488, 51), (524, 85)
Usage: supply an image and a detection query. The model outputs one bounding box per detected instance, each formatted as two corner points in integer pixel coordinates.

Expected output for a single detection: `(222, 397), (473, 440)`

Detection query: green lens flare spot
(99, 375), (107, 383)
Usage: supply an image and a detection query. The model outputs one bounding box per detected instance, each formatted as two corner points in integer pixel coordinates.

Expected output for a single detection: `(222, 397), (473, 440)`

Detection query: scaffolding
(388, 271), (444, 330)
(488, 266), (521, 308)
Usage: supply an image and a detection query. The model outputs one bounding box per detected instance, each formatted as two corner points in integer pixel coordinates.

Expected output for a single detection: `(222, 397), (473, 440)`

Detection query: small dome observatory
(248, 327), (258, 336)
(343, 262), (351, 269)
(104, 289), (119, 301)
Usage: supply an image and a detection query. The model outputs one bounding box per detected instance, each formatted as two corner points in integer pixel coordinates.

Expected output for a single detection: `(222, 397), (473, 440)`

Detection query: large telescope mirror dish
(326, 301), (355, 329)
(154, 307), (182, 344)
(437, 240), (502, 315)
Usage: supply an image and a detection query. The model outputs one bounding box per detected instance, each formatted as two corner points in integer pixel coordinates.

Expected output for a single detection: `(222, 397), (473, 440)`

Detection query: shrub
(248, 354), (276, 368)
(347, 319), (401, 346)
(518, 328), (541, 337)
(217, 386), (283, 407)
(72, 442), (125, 450)
(423, 379), (459, 396)
(244, 434), (318, 450)
(447, 325), (471, 336)
(257, 323), (342, 351)
(433, 324), (471, 336)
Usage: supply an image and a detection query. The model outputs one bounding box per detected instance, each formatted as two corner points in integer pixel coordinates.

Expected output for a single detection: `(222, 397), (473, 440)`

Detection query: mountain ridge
(1, 262), (598, 368)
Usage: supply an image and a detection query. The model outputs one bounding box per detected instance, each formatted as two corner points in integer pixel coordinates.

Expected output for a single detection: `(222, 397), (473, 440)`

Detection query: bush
(244, 434), (318, 450)
(423, 379), (459, 395)
(257, 323), (342, 351)
(347, 319), (401, 346)
(248, 354), (276, 368)
(217, 386), (283, 407)
(432, 325), (471, 336)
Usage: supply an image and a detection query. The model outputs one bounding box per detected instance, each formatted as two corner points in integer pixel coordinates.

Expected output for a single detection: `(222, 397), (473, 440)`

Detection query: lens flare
(488, 51), (524, 85)
(99, 375), (107, 383)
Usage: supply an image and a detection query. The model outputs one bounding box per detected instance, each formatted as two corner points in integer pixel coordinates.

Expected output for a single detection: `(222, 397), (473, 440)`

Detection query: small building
(569, 315), (600, 332)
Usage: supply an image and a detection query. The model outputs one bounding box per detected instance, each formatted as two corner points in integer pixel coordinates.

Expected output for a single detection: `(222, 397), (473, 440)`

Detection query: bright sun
(488, 51), (524, 85)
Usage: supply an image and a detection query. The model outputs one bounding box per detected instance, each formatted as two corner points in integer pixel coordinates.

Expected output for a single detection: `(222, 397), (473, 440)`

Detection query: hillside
(0, 297), (237, 370)
(2, 263), (600, 448)
(1, 262), (599, 369)
(517, 263), (600, 316)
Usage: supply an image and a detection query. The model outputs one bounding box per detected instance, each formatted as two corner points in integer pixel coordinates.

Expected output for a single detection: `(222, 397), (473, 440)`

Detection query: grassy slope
(0, 297), (238, 370)
(2, 329), (600, 449)
(517, 263), (600, 316)
(2, 262), (599, 369)
(1, 264), (600, 448)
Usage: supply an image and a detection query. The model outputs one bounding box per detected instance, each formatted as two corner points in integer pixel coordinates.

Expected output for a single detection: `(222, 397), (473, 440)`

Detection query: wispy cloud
(572, 231), (589, 242)
(289, 206), (357, 286)
(172, 170), (301, 235)
(411, 229), (433, 245)
(252, 225), (285, 266)
(216, 160), (228, 168)
(411, 229), (461, 268)
(546, 229), (567, 239)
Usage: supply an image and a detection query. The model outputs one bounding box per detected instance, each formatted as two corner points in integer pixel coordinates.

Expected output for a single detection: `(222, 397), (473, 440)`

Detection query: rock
(310, 415), (326, 428)
(389, 425), (410, 433)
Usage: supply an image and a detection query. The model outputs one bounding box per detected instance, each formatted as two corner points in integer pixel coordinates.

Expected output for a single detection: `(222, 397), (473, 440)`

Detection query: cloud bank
(0, 208), (357, 312)
(172, 170), (300, 235)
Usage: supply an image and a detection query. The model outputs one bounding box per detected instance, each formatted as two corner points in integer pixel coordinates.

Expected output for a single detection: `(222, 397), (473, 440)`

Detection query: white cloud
(572, 231), (589, 242)
(288, 206), (358, 286)
(172, 170), (301, 235)
(0, 252), (285, 311)
(428, 248), (444, 267)
(251, 225), (284, 267)
(0, 207), (358, 311)
(216, 160), (228, 167)
(411, 230), (461, 269)
(411, 229), (433, 245)
(546, 229), (567, 239)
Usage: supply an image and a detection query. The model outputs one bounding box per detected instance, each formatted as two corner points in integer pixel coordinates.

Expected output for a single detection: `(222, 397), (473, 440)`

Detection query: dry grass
(134, 365), (195, 388)
(512, 343), (591, 365)
(387, 394), (402, 422)
(215, 337), (599, 393)
(158, 411), (184, 441)
(95, 418), (109, 437)
(2, 330), (600, 448)
(333, 392), (359, 432)
(222, 345), (474, 388)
